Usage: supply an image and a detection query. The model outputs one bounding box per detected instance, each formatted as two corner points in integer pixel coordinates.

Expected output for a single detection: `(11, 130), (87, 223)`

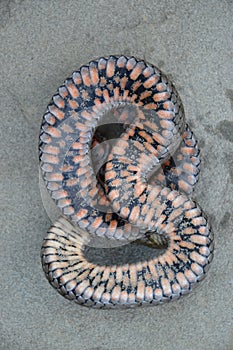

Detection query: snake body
(40, 56), (214, 307)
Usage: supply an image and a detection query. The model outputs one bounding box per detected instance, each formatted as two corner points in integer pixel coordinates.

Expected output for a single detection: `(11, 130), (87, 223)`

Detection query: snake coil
(39, 56), (214, 308)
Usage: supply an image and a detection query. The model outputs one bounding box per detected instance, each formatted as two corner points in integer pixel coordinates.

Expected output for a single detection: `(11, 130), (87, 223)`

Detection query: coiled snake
(39, 56), (214, 308)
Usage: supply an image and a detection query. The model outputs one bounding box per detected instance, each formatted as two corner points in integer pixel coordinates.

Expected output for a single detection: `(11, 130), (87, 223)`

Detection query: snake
(39, 55), (214, 308)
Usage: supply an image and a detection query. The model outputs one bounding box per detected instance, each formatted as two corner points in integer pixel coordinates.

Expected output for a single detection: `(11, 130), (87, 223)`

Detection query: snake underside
(39, 55), (214, 308)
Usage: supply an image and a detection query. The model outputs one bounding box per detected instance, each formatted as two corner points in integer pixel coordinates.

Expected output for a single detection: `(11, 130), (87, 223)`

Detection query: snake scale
(39, 55), (214, 308)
